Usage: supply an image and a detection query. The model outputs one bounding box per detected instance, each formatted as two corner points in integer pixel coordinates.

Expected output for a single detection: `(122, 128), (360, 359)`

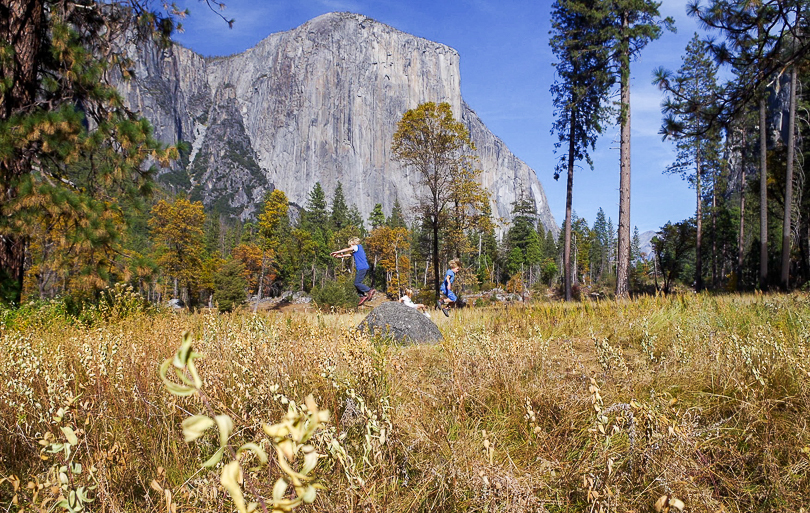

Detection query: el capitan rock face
(117, 12), (557, 233)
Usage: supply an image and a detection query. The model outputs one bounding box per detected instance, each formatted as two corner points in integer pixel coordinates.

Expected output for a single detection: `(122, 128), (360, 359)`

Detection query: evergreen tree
(0, 2), (202, 303)
(506, 246), (524, 279)
(602, 0), (674, 297)
(545, 230), (558, 261)
(368, 204), (386, 230)
(607, 217), (617, 275)
(655, 33), (723, 291)
(631, 226), (642, 265)
(690, 0), (810, 289)
(304, 182), (329, 228)
(550, 0), (614, 301)
(330, 182), (349, 231)
(388, 198), (407, 229)
(505, 197), (540, 283)
(213, 259), (247, 313)
(302, 182), (332, 274)
(631, 225), (643, 288)
(652, 220), (696, 293)
(346, 205), (365, 234)
(591, 208), (609, 282)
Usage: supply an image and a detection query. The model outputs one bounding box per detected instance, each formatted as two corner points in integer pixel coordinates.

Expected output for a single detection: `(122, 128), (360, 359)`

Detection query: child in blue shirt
(437, 259), (460, 316)
(331, 237), (376, 305)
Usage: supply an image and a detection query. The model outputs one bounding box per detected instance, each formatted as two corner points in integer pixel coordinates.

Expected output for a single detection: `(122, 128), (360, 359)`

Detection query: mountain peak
(116, 12), (556, 233)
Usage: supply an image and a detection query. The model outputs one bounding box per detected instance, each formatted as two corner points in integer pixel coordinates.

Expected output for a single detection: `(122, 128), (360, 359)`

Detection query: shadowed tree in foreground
(0, 0), (232, 305)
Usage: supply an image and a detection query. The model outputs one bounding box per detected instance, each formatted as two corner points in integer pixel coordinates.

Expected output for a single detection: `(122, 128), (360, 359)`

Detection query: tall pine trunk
(433, 215), (440, 300)
(615, 14), (632, 299)
(711, 162), (718, 287)
(757, 19), (769, 291)
(695, 153), (703, 291)
(563, 105), (577, 301)
(781, 64), (798, 289)
(738, 153), (746, 287)
(759, 98), (768, 289)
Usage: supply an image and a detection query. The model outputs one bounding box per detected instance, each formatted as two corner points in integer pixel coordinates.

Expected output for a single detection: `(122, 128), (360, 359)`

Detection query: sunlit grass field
(2, 292), (809, 512)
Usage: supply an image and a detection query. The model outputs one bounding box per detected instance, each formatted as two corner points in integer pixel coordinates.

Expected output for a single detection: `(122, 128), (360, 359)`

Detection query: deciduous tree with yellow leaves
(148, 198), (205, 303)
(365, 225), (410, 296)
(254, 189), (289, 308)
(392, 102), (488, 299)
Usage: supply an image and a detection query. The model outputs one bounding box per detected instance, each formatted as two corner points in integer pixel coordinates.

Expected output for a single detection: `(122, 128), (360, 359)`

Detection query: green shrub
(213, 260), (248, 312)
(311, 276), (358, 309)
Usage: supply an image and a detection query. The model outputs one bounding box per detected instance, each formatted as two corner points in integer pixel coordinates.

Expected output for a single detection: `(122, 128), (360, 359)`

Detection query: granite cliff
(116, 12), (558, 234)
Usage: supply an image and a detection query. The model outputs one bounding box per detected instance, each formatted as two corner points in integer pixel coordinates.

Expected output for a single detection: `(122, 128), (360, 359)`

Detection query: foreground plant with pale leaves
(160, 332), (330, 513)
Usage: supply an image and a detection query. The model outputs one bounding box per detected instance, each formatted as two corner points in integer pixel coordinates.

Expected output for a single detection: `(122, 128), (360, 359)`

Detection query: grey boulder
(357, 301), (442, 344)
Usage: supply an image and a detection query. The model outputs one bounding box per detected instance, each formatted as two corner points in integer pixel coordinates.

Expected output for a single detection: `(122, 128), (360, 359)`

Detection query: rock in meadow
(357, 301), (442, 344)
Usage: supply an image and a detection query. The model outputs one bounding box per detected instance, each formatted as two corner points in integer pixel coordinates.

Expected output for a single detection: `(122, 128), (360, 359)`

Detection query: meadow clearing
(1, 291), (809, 512)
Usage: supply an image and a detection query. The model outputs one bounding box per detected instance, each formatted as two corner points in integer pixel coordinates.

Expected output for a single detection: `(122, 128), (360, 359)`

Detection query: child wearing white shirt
(399, 288), (430, 318)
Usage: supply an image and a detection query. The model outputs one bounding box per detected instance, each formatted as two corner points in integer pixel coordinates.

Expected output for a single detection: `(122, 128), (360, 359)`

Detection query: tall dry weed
(1, 292), (808, 511)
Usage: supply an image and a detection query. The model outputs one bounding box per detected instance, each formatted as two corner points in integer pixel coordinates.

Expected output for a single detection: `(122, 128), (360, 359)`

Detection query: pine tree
(330, 182), (349, 231)
(591, 208), (609, 282)
(601, 0), (674, 298)
(631, 225), (643, 287)
(550, 0), (614, 301)
(346, 205), (365, 234)
(505, 197), (540, 283)
(0, 2), (184, 303)
(302, 182), (331, 274)
(655, 33), (723, 291)
(0, 1), (233, 304)
(304, 182), (329, 228)
(368, 204), (386, 230)
(388, 198), (407, 229)
(652, 220), (696, 293)
(690, 0), (810, 289)
(213, 259), (247, 313)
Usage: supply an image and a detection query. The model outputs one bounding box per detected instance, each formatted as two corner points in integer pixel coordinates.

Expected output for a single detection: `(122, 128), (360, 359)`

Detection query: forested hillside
(1, 0), (810, 308)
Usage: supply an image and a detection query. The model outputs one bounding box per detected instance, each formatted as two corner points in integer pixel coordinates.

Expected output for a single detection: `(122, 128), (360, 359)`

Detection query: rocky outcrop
(117, 12), (557, 233)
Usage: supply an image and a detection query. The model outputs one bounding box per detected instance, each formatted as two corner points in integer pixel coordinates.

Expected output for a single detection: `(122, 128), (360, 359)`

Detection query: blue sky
(171, 0), (705, 234)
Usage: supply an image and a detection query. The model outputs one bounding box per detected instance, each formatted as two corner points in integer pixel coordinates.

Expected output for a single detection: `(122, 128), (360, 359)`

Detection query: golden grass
(1, 292), (809, 512)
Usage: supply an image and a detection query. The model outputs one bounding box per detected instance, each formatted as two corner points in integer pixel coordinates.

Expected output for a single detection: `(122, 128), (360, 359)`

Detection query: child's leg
(354, 268), (370, 296)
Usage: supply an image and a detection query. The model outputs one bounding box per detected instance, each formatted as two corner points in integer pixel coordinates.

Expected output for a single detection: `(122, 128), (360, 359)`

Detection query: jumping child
(331, 237), (376, 305)
(437, 259), (461, 316)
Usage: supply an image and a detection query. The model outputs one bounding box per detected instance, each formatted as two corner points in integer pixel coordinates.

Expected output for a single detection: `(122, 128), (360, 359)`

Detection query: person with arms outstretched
(331, 237), (376, 305)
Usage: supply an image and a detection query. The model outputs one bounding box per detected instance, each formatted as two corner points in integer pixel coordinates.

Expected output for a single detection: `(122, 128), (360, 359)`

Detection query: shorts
(441, 287), (457, 302)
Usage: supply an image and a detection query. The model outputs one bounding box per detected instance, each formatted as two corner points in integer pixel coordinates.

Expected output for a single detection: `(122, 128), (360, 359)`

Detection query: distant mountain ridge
(115, 12), (557, 234)
(639, 230), (656, 260)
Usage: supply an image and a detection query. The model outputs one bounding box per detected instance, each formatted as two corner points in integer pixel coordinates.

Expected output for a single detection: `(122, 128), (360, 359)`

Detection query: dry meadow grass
(1, 292), (809, 512)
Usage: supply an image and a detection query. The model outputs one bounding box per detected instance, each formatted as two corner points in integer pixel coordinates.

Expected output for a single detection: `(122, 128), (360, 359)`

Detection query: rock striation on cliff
(117, 12), (557, 234)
